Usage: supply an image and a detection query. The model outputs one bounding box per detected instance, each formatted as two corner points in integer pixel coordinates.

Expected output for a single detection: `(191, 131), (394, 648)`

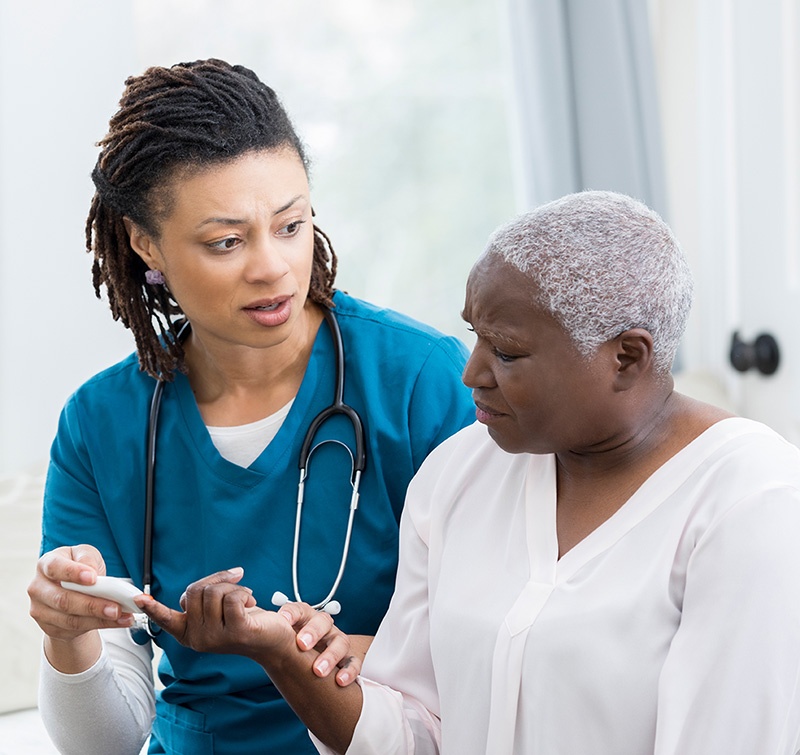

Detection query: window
(133, 0), (515, 338)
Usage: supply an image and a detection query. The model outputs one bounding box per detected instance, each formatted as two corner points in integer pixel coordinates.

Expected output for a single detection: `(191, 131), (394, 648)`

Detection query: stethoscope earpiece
(271, 591), (341, 615)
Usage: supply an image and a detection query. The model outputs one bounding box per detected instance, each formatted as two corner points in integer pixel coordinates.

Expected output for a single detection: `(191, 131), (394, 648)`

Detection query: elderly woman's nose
(462, 347), (493, 389)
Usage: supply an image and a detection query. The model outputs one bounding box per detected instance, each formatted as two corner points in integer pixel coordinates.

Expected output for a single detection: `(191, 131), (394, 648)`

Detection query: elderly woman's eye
(493, 348), (518, 363)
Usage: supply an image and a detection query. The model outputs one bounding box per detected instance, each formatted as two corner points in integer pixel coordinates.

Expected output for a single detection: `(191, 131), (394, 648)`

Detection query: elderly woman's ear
(610, 328), (655, 390)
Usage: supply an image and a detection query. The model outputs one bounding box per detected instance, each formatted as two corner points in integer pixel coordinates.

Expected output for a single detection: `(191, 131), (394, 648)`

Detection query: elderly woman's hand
(136, 567), (363, 686)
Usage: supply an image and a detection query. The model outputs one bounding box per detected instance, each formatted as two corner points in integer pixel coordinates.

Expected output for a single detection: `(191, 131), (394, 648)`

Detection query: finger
(188, 567), (247, 591)
(180, 568), (247, 614)
(33, 602), (135, 637)
(312, 630), (352, 678)
(31, 567), (131, 624)
(135, 595), (186, 638)
(180, 578), (254, 612)
(335, 654), (362, 686)
(294, 610), (334, 652)
(276, 601), (321, 632)
(71, 544), (106, 573)
(181, 581), (249, 628)
(38, 548), (100, 586)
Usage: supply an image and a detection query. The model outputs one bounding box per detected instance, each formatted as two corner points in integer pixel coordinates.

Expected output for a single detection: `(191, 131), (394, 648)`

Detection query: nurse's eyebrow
(196, 195), (306, 227)
(272, 195), (304, 215)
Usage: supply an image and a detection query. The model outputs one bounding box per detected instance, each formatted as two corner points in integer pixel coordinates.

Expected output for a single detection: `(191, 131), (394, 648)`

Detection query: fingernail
(117, 615), (133, 626)
(103, 606), (118, 619)
(338, 671), (351, 685)
(316, 659), (330, 675)
(227, 566), (244, 575)
(299, 632), (313, 649)
(79, 570), (95, 584)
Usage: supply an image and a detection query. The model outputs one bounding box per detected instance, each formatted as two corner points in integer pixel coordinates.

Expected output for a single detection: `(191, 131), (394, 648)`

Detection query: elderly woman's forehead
(469, 252), (532, 288)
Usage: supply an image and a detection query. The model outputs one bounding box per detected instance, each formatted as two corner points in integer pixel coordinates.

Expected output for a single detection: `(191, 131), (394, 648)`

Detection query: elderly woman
(140, 191), (800, 754)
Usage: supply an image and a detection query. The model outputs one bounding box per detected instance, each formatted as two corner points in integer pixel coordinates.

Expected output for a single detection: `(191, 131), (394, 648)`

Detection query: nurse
(27, 59), (474, 754)
(143, 191), (800, 754)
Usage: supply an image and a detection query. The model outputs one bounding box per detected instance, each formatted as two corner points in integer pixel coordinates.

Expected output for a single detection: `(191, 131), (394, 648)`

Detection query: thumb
(71, 544), (105, 577)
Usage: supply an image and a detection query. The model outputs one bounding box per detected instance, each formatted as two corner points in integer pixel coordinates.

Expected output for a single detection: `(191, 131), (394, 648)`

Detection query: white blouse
(318, 418), (800, 754)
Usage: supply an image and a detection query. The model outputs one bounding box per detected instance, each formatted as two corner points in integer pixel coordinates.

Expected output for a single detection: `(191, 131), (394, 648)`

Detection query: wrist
(253, 626), (318, 676)
(44, 630), (103, 674)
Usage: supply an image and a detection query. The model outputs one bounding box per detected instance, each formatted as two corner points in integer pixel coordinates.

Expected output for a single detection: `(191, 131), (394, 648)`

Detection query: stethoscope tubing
(141, 308), (365, 633)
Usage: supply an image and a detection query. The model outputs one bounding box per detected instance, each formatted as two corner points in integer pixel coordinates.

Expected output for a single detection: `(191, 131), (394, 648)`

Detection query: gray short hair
(485, 191), (693, 374)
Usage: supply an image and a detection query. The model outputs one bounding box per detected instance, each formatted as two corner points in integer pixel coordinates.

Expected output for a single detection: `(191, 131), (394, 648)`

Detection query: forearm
(43, 630), (103, 674)
(254, 637), (363, 754)
(39, 630), (155, 755)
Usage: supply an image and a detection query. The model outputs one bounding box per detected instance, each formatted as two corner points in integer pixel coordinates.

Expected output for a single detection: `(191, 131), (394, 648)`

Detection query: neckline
(531, 417), (767, 580)
(171, 318), (336, 485)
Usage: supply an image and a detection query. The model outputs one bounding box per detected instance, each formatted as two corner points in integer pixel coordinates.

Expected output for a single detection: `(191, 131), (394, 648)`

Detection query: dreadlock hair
(86, 58), (338, 380)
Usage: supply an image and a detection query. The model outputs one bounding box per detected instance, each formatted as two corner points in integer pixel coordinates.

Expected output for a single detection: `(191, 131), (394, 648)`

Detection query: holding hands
(136, 567), (362, 686)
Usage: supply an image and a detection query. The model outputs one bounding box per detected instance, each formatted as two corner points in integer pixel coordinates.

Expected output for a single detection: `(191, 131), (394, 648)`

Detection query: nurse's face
(461, 254), (616, 455)
(128, 148), (316, 355)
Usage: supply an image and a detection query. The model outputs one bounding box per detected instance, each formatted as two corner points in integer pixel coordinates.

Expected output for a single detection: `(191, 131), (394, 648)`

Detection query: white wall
(0, 1), (139, 475)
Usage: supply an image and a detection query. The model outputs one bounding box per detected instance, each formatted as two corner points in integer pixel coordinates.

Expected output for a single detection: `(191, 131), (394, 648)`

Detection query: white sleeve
(39, 627), (156, 755)
(311, 474), (442, 755)
(655, 486), (800, 754)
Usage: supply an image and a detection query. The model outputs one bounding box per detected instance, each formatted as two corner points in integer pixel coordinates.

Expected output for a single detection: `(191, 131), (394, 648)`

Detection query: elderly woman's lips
(475, 403), (503, 423)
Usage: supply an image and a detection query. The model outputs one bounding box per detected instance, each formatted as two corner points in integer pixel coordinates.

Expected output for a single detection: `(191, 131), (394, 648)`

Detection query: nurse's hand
(28, 544), (136, 640)
(28, 545), (136, 674)
(136, 567), (361, 686)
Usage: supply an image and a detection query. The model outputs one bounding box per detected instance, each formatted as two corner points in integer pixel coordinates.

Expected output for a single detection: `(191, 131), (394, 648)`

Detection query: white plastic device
(61, 575), (145, 614)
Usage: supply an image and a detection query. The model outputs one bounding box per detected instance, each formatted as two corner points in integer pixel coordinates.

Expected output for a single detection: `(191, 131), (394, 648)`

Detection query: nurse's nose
(244, 233), (292, 284)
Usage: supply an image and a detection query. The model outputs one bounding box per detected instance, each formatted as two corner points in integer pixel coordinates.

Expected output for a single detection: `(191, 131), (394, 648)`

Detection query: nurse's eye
(277, 219), (306, 237)
(207, 236), (241, 253)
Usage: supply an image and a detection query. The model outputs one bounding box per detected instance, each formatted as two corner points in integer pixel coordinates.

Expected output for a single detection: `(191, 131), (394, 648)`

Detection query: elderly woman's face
(461, 254), (617, 455)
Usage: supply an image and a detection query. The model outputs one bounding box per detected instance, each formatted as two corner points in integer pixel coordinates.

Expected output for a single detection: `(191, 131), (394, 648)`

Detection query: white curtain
(505, 0), (667, 217)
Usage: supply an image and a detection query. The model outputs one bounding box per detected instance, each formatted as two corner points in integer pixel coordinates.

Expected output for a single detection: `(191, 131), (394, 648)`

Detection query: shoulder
(64, 352), (153, 418)
(678, 417), (800, 535)
(332, 291), (469, 369)
(403, 422), (535, 536)
(407, 422), (522, 500)
(701, 417), (800, 480)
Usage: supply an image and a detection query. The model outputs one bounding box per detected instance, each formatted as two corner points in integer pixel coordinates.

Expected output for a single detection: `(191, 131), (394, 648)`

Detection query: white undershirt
(206, 399), (294, 467)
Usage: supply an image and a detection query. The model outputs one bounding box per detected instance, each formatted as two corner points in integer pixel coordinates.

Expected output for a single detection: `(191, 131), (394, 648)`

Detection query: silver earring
(145, 269), (166, 286)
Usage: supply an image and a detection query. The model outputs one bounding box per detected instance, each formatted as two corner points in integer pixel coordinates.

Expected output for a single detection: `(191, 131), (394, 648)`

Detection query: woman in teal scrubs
(27, 59), (473, 754)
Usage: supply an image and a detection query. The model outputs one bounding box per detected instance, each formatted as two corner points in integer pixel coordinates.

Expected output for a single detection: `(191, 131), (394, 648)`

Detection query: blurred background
(1, 0), (799, 741)
(2, 0), (799, 476)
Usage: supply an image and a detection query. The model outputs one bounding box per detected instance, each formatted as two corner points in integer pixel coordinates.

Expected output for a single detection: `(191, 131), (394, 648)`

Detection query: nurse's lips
(243, 295), (292, 326)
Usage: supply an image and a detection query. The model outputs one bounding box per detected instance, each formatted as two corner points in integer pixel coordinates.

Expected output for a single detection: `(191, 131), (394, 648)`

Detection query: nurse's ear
(124, 217), (162, 269)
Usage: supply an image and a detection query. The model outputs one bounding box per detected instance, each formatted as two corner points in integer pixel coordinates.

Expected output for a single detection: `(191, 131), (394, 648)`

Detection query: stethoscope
(133, 307), (366, 641)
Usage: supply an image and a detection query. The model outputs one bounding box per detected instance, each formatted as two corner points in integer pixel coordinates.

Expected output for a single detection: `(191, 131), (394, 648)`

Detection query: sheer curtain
(504, 0), (667, 216)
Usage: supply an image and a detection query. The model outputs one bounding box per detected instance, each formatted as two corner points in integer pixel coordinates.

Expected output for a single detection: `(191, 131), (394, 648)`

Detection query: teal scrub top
(42, 292), (475, 754)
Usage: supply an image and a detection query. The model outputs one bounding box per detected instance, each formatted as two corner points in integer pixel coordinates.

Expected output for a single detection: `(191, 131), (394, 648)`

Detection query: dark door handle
(729, 331), (780, 375)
